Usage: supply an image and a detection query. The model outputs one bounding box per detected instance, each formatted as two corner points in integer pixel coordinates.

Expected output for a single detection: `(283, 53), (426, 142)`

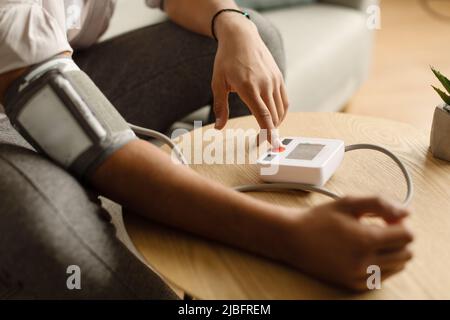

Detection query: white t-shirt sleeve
(0, 0), (73, 74)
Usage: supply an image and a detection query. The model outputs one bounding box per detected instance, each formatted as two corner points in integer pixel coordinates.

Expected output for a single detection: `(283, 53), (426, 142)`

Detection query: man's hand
(279, 197), (414, 291)
(212, 14), (289, 146)
(164, 0), (288, 146)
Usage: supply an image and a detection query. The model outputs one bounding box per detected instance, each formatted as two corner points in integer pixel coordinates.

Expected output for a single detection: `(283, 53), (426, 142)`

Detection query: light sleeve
(0, 0), (73, 75)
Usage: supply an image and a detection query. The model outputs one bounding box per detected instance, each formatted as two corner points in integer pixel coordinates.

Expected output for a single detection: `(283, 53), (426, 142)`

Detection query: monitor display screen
(286, 143), (325, 161)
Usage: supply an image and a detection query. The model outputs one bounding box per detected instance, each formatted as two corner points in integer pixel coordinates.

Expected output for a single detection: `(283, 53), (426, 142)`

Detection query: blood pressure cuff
(3, 57), (137, 180)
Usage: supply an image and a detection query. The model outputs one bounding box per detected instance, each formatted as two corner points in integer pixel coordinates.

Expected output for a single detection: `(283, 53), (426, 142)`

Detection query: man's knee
(247, 9), (286, 77)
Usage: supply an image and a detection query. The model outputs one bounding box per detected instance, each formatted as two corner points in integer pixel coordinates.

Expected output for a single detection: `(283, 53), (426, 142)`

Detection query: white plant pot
(430, 104), (450, 161)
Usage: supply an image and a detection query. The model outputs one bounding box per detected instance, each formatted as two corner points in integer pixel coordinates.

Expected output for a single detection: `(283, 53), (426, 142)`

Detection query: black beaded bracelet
(211, 9), (251, 41)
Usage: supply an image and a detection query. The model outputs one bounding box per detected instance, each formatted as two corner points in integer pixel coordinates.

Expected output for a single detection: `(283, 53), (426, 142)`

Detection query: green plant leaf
(431, 67), (450, 95)
(432, 85), (450, 105)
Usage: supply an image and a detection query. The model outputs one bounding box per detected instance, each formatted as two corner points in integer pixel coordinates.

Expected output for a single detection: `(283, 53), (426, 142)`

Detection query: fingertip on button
(271, 136), (282, 148)
(272, 146), (286, 153)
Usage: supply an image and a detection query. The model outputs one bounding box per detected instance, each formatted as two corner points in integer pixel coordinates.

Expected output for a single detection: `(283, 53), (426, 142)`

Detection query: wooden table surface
(124, 112), (450, 299)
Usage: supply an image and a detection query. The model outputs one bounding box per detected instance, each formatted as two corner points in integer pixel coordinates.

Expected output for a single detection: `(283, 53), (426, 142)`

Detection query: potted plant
(430, 67), (450, 161)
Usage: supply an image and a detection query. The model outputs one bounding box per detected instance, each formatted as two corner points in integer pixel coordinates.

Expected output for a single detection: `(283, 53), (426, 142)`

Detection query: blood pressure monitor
(257, 137), (345, 186)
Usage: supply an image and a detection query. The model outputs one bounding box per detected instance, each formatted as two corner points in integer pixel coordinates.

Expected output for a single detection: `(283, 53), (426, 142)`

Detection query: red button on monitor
(272, 146), (286, 153)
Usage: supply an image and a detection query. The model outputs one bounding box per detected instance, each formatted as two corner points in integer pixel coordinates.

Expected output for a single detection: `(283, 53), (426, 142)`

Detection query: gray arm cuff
(4, 58), (138, 181)
(73, 129), (137, 180)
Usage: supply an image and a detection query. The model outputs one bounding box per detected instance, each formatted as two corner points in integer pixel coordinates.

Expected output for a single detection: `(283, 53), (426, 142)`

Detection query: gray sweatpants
(0, 11), (285, 299)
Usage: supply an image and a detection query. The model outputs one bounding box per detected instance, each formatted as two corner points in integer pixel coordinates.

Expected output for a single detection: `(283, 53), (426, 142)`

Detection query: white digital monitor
(257, 137), (345, 186)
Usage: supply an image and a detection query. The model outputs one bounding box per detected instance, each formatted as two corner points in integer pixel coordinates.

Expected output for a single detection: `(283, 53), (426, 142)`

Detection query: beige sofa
(102, 0), (378, 113)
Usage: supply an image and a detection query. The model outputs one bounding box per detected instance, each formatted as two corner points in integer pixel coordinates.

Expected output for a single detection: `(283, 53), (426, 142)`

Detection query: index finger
(239, 91), (279, 146)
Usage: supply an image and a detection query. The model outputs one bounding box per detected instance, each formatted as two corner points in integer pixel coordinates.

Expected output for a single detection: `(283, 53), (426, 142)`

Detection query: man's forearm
(91, 139), (294, 260)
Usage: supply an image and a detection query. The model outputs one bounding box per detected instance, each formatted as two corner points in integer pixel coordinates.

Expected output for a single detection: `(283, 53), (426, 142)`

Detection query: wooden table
(124, 112), (450, 299)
